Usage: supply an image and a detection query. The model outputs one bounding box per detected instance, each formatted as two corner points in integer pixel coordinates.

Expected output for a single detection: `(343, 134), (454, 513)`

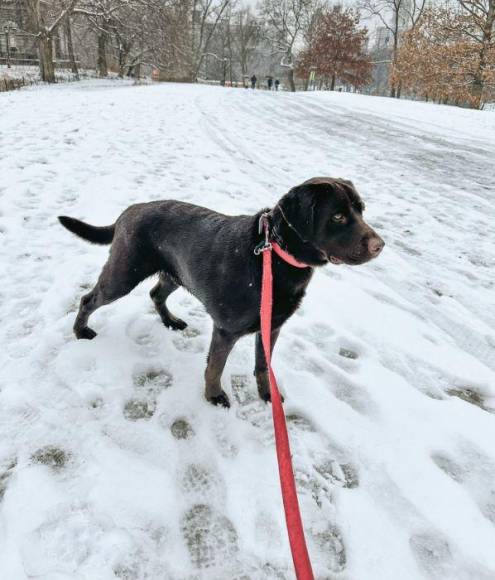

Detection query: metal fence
(0, 57), (80, 67)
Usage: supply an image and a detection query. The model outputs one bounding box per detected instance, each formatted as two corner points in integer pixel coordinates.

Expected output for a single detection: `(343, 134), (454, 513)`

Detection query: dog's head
(277, 177), (384, 266)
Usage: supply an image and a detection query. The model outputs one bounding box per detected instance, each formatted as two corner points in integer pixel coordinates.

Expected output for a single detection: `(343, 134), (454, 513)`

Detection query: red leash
(256, 218), (315, 580)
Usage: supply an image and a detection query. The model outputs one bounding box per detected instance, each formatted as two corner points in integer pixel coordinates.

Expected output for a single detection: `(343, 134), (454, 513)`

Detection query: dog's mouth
(328, 253), (376, 266)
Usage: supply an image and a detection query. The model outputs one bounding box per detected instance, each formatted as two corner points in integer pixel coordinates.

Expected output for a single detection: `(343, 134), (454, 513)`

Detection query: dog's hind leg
(204, 326), (239, 408)
(150, 272), (187, 330)
(74, 246), (157, 340)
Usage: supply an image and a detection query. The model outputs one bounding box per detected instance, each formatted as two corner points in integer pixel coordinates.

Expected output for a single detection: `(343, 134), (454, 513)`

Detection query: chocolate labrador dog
(59, 177), (384, 407)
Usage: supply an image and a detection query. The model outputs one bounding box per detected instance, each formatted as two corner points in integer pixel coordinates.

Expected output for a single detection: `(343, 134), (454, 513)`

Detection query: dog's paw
(166, 317), (188, 331)
(207, 391), (231, 409)
(259, 390), (285, 404)
(75, 326), (97, 340)
(161, 314), (188, 331)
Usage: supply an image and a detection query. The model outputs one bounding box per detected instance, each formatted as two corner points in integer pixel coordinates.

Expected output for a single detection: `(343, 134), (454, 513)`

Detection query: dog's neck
(267, 205), (328, 267)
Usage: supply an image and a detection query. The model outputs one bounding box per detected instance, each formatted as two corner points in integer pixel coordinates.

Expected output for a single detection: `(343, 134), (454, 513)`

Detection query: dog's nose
(368, 236), (384, 256)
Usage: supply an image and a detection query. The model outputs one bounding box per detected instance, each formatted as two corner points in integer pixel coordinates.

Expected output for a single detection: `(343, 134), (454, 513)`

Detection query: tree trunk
(389, 8), (400, 98)
(65, 16), (79, 78)
(241, 54), (247, 78)
(471, 3), (494, 110)
(38, 35), (56, 83)
(97, 32), (108, 78)
(330, 73), (336, 91)
(287, 67), (296, 92)
(118, 45), (124, 78)
(118, 45), (130, 78)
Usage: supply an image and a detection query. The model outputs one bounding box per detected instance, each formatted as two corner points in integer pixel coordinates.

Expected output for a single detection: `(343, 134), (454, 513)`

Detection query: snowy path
(0, 81), (494, 579)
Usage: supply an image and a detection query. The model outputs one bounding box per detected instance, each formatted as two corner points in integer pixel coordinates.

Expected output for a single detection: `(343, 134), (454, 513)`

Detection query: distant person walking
(267, 77), (273, 91)
(250, 74), (257, 89)
(274, 79), (280, 91)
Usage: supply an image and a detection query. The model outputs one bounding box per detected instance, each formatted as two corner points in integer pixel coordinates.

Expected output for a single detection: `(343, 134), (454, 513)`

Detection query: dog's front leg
(254, 328), (281, 403)
(204, 326), (238, 408)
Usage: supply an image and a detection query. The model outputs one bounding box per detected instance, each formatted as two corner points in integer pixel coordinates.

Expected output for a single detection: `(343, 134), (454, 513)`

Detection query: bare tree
(190, 0), (232, 80)
(111, 1), (151, 78)
(73, 0), (126, 77)
(259, 0), (316, 91)
(65, 13), (79, 77)
(360, 0), (426, 96)
(231, 6), (260, 77)
(23, 0), (80, 82)
(140, 0), (191, 80)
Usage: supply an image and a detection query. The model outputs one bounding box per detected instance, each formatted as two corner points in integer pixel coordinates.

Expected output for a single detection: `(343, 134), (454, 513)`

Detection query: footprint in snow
(170, 417), (195, 440)
(178, 295), (207, 317)
(172, 326), (204, 354)
(339, 347), (359, 360)
(295, 322), (335, 350)
(231, 378), (353, 572)
(128, 342), (174, 404)
(31, 446), (71, 472)
(285, 338), (327, 376)
(231, 374), (274, 447)
(10, 297), (41, 318)
(123, 399), (156, 421)
(5, 316), (42, 340)
(21, 505), (105, 576)
(446, 386), (494, 413)
(0, 458), (17, 501)
(409, 532), (454, 577)
(181, 504), (239, 570)
(432, 441), (495, 524)
(179, 463), (226, 506)
(126, 319), (161, 357)
(312, 525), (347, 574)
(132, 365), (173, 398)
(330, 374), (378, 416)
(209, 415), (238, 458)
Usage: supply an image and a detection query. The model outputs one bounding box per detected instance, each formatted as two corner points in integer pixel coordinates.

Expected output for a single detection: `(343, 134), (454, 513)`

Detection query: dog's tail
(58, 216), (115, 245)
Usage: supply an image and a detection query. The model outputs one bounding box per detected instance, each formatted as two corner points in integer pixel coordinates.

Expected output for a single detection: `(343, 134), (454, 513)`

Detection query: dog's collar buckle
(254, 212), (272, 255)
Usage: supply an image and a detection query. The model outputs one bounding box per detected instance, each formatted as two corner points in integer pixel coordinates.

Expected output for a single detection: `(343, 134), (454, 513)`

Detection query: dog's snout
(367, 236), (384, 256)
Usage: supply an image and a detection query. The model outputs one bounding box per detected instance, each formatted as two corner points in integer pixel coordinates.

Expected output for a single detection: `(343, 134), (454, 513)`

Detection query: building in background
(0, 0), (70, 67)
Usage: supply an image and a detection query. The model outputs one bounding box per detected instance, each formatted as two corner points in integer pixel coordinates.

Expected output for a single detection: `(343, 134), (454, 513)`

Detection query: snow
(0, 80), (494, 579)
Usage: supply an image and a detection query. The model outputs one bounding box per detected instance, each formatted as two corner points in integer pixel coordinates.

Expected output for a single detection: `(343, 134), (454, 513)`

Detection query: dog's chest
(272, 287), (306, 324)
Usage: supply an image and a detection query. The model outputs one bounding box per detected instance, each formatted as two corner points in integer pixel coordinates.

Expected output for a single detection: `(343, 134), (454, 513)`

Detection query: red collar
(271, 241), (310, 269)
(255, 212), (310, 269)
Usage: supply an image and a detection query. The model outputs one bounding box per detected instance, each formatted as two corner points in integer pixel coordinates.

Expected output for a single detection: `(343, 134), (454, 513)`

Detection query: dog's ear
(279, 183), (319, 241)
(341, 178), (355, 189)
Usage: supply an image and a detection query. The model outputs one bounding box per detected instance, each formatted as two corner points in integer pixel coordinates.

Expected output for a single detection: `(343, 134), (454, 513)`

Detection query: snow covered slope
(0, 81), (494, 579)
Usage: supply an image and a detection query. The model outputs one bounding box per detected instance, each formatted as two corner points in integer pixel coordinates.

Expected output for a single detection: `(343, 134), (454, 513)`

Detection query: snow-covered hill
(1, 81), (494, 579)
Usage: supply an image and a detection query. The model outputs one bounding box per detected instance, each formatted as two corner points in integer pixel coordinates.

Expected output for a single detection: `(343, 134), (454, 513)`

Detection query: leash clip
(254, 212), (272, 255)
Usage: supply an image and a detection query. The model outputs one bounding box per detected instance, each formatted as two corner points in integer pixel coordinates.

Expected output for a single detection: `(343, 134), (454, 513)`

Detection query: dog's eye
(331, 213), (346, 224)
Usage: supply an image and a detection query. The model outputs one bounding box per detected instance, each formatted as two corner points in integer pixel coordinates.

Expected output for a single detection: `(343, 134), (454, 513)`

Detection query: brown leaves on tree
(296, 6), (372, 90)
(391, 3), (495, 109)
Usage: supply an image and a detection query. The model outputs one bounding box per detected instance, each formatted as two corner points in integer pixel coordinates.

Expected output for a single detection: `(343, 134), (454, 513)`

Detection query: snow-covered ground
(0, 65), (131, 87)
(1, 81), (494, 579)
